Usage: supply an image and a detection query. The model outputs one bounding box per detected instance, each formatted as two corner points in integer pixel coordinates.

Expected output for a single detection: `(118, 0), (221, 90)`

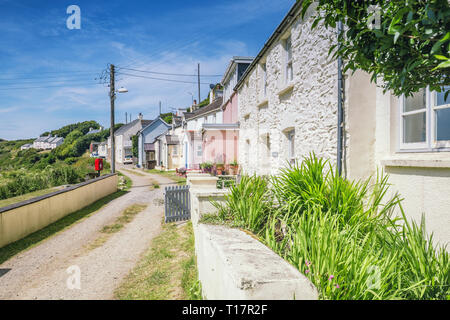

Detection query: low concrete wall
(196, 224), (319, 300)
(190, 176), (318, 300)
(0, 174), (118, 248)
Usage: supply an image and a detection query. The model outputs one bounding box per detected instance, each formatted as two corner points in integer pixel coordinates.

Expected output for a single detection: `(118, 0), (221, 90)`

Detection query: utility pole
(197, 63), (201, 105)
(109, 64), (116, 174)
(159, 101), (162, 115)
(125, 112), (128, 124)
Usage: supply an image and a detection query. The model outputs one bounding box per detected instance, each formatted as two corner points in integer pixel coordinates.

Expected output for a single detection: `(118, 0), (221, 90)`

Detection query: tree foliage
(41, 120), (100, 138)
(300, 0), (450, 96)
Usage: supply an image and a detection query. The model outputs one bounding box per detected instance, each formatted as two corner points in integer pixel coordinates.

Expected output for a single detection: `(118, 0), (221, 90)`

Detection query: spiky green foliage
(210, 154), (449, 300)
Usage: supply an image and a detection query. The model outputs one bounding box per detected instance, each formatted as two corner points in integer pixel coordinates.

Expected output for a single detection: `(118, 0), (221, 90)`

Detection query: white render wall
(238, 11), (339, 176)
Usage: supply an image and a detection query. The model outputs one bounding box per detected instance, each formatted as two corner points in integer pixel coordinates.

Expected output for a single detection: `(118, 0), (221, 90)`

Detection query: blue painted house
(137, 116), (171, 168)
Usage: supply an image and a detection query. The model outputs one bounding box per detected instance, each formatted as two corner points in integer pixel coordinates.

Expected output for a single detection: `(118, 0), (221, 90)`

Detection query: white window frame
(399, 86), (450, 151)
(287, 130), (295, 164)
(261, 62), (267, 98)
(284, 36), (293, 84)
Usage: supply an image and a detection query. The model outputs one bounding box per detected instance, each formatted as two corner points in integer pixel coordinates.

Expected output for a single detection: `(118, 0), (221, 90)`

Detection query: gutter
(337, 21), (344, 176)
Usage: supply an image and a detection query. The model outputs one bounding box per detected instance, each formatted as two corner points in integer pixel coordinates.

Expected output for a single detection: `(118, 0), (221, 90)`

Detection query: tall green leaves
(214, 175), (272, 234)
(212, 153), (449, 299)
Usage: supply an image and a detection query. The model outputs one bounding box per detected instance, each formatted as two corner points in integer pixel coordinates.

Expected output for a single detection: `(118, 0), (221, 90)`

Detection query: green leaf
(433, 60), (450, 70)
(434, 55), (449, 61)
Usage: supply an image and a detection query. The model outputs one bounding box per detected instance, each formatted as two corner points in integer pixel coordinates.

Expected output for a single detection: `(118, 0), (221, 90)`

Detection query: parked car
(123, 155), (133, 164)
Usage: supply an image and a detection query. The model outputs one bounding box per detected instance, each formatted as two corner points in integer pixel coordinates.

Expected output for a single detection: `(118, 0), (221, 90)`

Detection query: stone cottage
(236, 1), (450, 245)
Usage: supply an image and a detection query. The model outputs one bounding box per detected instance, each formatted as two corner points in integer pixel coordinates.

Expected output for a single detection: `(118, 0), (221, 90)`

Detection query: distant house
(98, 141), (108, 158)
(108, 113), (152, 164)
(32, 135), (64, 150)
(86, 126), (104, 135)
(20, 143), (32, 150)
(136, 116), (171, 168)
(155, 129), (183, 171)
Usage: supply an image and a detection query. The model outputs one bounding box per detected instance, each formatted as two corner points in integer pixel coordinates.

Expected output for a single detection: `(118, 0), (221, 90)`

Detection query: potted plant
(229, 160), (239, 175)
(200, 162), (213, 174)
(215, 162), (225, 175)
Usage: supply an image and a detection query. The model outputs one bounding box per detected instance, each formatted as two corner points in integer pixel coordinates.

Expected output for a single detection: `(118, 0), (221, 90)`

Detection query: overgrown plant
(213, 175), (272, 234)
(209, 154), (449, 300)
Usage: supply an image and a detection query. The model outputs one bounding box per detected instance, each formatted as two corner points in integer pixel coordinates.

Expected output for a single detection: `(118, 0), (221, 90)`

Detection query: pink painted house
(181, 57), (253, 170)
(202, 57), (253, 167)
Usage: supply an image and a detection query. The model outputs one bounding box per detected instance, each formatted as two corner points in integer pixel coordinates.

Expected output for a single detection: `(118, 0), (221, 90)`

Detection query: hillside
(0, 121), (126, 202)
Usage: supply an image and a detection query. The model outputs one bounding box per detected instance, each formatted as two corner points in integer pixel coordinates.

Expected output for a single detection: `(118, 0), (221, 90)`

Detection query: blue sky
(0, 0), (294, 140)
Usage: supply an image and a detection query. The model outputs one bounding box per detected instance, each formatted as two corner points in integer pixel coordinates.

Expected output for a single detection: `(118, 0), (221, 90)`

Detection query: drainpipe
(337, 20), (344, 177)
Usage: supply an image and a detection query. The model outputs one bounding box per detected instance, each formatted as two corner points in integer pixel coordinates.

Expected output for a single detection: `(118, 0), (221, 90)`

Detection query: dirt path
(0, 167), (175, 300)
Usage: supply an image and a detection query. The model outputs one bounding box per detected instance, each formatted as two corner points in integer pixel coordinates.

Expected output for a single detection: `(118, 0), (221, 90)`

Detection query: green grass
(117, 172), (132, 191)
(145, 169), (186, 185)
(114, 221), (201, 300)
(0, 186), (62, 208)
(0, 190), (128, 264)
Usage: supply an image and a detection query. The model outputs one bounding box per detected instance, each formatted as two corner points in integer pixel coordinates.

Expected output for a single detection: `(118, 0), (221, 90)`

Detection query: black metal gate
(164, 185), (190, 223)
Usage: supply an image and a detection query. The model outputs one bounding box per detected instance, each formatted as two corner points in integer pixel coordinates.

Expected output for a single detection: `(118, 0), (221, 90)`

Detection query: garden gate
(164, 185), (190, 223)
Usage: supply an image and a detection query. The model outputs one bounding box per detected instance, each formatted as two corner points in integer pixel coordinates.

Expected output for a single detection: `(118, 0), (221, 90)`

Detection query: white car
(123, 155), (133, 164)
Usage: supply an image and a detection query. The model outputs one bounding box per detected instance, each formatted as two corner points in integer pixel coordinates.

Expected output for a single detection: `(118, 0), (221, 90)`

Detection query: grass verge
(0, 190), (128, 264)
(87, 204), (147, 250)
(145, 169), (186, 185)
(114, 221), (201, 300)
(117, 172), (132, 191)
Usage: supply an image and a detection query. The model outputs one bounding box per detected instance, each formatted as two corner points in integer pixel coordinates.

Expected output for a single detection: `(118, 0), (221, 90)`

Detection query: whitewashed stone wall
(238, 10), (339, 175)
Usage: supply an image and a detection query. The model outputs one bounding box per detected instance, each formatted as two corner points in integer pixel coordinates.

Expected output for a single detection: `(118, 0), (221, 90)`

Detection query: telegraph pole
(159, 101), (162, 115)
(197, 63), (201, 104)
(109, 64), (116, 174)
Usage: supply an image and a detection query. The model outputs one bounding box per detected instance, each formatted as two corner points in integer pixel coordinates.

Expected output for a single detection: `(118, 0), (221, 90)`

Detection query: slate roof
(165, 135), (180, 145)
(115, 119), (152, 136)
(185, 97), (223, 121)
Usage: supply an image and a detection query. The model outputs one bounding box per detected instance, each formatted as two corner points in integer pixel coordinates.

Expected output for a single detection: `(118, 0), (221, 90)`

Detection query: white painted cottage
(236, 2), (450, 245)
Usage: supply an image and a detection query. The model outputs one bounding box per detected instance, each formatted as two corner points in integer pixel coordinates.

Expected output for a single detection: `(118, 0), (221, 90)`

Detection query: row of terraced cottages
(136, 1), (449, 245)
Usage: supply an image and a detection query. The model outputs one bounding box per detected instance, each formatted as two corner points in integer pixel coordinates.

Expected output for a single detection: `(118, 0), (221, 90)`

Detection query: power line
(0, 70), (99, 76)
(116, 66), (222, 77)
(117, 72), (214, 85)
(0, 78), (98, 85)
(0, 83), (102, 91)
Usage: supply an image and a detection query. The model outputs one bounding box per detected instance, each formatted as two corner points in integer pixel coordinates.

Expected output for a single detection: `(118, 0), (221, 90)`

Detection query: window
(197, 145), (202, 157)
(284, 36), (293, 83)
(400, 86), (450, 150)
(261, 63), (267, 97)
(172, 145), (178, 156)
(287, 130), (295, 164)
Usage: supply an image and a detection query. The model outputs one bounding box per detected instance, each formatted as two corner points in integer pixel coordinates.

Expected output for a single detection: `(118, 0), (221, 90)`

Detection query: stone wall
(238, 8), (338, 175)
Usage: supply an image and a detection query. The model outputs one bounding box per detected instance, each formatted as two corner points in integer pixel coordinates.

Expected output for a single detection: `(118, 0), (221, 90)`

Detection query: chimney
(192, 99), (197, 111)
(138, 113), (143, 120)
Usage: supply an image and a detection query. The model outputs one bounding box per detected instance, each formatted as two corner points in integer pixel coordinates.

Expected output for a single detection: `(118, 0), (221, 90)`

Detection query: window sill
(381, 158), (450, 169)
(277, 83), (294, 96)
(257, 99), (269, 108)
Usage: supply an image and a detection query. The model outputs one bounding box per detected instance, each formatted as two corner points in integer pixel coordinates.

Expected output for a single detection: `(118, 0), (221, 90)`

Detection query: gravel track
(0, 167), (175, 300)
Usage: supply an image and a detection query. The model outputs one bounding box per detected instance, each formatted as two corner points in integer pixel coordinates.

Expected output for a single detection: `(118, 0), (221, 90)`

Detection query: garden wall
(0, 174), (118, 248)
(189, 175), (318, 300)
